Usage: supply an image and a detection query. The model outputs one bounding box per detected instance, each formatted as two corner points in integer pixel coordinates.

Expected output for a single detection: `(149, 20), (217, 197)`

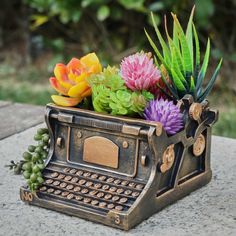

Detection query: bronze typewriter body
(20, 96), (218, 230)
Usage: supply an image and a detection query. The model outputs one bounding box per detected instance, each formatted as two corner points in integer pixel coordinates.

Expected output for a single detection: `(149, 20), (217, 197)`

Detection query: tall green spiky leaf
(193, 23), (200, 81)
(190, 76), (196, 96)
(171, 68), (186, 93)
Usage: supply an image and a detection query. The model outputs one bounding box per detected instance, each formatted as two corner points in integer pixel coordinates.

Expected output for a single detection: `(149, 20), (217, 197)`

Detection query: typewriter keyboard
(37, 163), (145, 213)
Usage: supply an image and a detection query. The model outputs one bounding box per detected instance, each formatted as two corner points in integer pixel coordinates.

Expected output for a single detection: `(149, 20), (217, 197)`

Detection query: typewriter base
(20, 169), (212, 230)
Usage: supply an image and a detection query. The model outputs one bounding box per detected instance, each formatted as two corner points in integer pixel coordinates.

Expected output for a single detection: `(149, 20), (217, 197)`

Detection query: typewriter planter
(20, 95), (218, 230)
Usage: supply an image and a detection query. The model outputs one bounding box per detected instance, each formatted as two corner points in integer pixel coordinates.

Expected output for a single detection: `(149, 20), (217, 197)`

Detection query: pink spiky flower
(120, 52), (161, 92)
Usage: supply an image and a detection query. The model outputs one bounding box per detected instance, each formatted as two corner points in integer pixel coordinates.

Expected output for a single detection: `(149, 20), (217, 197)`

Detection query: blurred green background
(0, 0), (235, 138)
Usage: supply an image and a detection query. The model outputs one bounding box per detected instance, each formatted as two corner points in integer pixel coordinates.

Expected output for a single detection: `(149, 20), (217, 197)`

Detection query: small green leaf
(97, 5), (110, 21)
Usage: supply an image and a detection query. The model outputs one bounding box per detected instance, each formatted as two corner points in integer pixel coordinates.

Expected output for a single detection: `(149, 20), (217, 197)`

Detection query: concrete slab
(0, 126), (235, 236)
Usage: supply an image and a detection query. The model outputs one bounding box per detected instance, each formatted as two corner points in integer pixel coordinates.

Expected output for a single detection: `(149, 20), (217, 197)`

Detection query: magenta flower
(120, 52), (161, 92)
(144, 98), (184, 135)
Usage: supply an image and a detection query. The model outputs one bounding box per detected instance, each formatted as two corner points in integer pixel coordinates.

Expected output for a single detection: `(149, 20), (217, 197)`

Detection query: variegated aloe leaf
(193, 23), (200, 81)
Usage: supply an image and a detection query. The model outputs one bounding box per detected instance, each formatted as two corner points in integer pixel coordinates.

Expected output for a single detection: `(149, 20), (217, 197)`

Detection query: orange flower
(49, 53), (102, 106)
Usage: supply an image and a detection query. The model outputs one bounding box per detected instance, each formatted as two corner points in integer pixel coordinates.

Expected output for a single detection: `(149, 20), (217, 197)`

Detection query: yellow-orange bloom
(49, 52), (102, 106)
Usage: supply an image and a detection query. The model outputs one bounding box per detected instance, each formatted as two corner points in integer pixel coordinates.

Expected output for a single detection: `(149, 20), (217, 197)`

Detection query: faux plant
(145, 7), (223, 102)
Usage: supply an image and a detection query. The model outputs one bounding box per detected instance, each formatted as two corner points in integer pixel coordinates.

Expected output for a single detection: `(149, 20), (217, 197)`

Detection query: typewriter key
(107, 203), (115, 209)
(75, 195), (83, 201)
(115, 205), (123, 211)
(97, 192), (104, 198)
(69, 169), (77, 174)
(91, 200), (99, 206)
(104, 194), (112, 200)
(114, 179), (121, 185)
(98, 176), (106, 181)
(124, 190), (132, 195)
(112, 196), (120, 202)
(58, 174), (65, 179)
(78, 179), (86, 185)
(94, 183), (102, 189)
(53, 180), (60, 186)
(60, 182), (67, 188)
(132, 192), (140, 197)
(76, 170), (83, 176)
(102, 185), (109, 190)
(83, 198), (91, 203)
(66, 184), (74, 190)
(61, 191), (69, 197)
(63, 168), (70, 173)
(81, 188), (89, 194)
(106, 177), (114, 183)
(64, 175), (72, 181)
(128, 182), (136, 188)
(136, 184), (144, 190)
(89, 190), (98, 196)
(45, 179), (53, 184)
(116, 188), (124, 194)
(109, 187), (117, 192)
(71, 177), (79, 183)
(54, 190), (61, 195)
(99, 202), (107, 208)
(39, 186), (47, 191)
(91, 174), (98, 179)
(47, 188), (54, 193)
(67, 193), (74, 200)
(83, 172), (91, 177)
(85, 181), (93, 187)
(51, 172), (59, 178)
(119, 197), (128, 203)
(121, 180), (129, 186)
(73, 186), (81, 192)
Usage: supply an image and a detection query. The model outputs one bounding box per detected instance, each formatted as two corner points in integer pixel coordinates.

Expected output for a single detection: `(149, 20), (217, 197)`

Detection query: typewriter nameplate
(83, 136), (119, 168)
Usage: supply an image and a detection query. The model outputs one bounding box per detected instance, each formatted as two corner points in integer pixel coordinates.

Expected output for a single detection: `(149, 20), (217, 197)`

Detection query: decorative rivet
(189, 103), (202, 121)
(193, 134), (206, 157)
(56, 137), (63, 147)
(77, 131), (82, 138)
(122, 141), (129, 148)
(141, 155), (147, 166)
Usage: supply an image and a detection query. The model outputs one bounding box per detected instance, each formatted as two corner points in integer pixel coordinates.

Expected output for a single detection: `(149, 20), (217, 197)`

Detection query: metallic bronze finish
(160, 144), (175, 173)
(189, 103), (202, 120)
(193, 134), (206, 157)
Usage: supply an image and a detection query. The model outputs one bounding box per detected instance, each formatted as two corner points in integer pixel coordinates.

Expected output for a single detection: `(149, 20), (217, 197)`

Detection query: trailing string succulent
(6, 128), (50, 191)
(145, 7), (223, 102)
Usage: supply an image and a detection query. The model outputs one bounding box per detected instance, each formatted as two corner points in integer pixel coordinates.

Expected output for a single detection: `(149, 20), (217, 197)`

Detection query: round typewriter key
(54, 190), (61, 195)
(64, 175), (72, 181)
(112, 196), (120, 201)
(119, 197), (128, 203)
(91, 200), (99, 206)
(69, 169), (77, 174)
(124, 190), (132, 195)
(47, 188), (54, 193)
(73, 186), (81, 192)
(83, 198), (91, 203)
(58, 174), (65, 179)
(61, 191), (69, 197)
(81, 188), (89, 194)
(104, 194), (112, 200)
(116, 188), (124, 194)
(107, 203), (115, 209)
(99, 202), (107, 208)
(106, 177), (114, 183)
(66, 184), (74, 190)
(115, 205), (123, 211)
(60, 182), (67, 188)
(98, 176), (106, 181)
(78, 179), (86, 185)
(85, 181), (93, 187)
(91, 174), (98, 179)
(45, 179), (53, 184)
(89, 190), (98, 196)
(53, 180), (60, 186)
(121, 180), (129, 186)
(51, 172), (59, 178)
(102, 185), (109, 190)
(83, 172), (91, 177)
(132, 192), (140, 197)
(136, 184), (144, 190)
(39, 186), (47, 191)
(76, 170), (83, 176)
(109, 187), (117, 192)
(71, 177), (79, 183)
(94, 183), (102, 189)
(75, 195), (83, 201)
(97, 192), (104, 198)
(63, 168), (70, 173)
(114, 179), (121, 185)
(128, 182), (136, 188)
(67, 193), (74, 200)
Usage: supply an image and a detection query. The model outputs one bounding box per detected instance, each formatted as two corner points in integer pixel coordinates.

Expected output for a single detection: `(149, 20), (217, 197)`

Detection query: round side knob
(189, 103), (202, 121)
(193, 134), (206, 157)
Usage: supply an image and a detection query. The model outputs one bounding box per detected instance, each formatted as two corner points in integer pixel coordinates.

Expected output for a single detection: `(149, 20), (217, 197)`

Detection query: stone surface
(0, 125), (235, 236)
(0, 102), (44, 140)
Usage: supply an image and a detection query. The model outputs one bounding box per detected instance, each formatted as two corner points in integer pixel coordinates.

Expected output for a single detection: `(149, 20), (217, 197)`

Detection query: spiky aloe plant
(145, 6), (223, 102)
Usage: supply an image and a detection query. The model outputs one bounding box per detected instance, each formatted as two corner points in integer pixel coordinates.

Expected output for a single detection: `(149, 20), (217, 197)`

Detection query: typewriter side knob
(160, 144), (175, 173)
(193, 134), (206, 157)
(189, 103), (202, 121)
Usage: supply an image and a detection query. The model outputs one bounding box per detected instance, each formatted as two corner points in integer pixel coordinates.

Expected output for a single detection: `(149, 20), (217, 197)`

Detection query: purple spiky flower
(144, 98), (184, 135)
